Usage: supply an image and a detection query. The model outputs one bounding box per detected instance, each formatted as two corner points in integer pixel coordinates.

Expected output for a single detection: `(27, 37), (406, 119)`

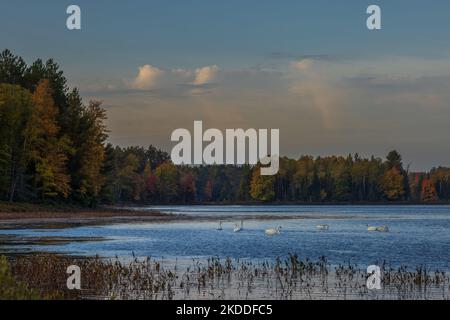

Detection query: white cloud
(129, 64), (165, 89)
(291, 59), (314, 72)
(193, 65), (219, 85)
(125, 64), (219, 93)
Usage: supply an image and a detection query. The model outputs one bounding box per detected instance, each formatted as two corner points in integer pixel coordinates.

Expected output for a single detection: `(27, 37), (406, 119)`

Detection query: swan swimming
(375, 225), (389, 232)
(233, 220), (243, 232)
(367, 225), (389, 232)
(316, 224), (329, 231)
(265, 226), (282, 236)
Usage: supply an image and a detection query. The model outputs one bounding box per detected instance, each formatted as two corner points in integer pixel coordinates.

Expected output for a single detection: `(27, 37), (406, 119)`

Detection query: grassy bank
(0, 201), (177, 230)
(0, 201), (85, 213)
(0, 201), (171, 220)
(3, 201), (449, 215)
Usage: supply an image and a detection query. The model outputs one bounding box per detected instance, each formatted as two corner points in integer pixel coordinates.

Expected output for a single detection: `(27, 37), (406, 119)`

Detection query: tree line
(100, 147), (450, 204)
(1, 50), (449, 205)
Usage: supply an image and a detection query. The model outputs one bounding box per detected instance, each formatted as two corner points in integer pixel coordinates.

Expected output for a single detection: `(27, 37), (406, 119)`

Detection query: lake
(1, 205), (450, 270)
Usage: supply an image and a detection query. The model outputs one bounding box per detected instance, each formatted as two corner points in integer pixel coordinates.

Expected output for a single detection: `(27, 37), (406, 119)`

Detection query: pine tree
(0, 84), (32, 201)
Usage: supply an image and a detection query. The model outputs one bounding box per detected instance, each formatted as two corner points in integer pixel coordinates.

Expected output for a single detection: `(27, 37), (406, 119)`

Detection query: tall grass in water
(2, 254), (450, 300)
(0, 256), (46, 299)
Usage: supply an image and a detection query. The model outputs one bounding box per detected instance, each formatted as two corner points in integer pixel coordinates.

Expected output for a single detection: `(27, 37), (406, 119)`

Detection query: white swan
(217, 220), (223, 231)
(367, 225), (389, 232)
(233, 220), (243, 232)
(265, 226), (282, 236)
(376, 226), (389, 232)
(316, 224), (329, 231)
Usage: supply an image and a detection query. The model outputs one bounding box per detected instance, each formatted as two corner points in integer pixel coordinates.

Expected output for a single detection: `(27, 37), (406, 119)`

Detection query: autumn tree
(430, 167), (450, 200)
(23, 58), (69, 120)
(250, 166), (275, 201)
(27, 80), (71, 198)
(155, 162), (179, 202)
(421, 178), (439, 202)
(380, 168), (405, 201)
(385, 150), (411, 200)
(179, 171), (196, 202)
(72, 101), (108, 205)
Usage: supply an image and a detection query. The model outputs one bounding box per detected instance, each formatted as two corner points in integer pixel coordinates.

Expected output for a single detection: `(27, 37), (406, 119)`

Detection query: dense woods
(1, 50), (449, 206)
(0, 50), (106, 206)
(100, 148), (450, 204)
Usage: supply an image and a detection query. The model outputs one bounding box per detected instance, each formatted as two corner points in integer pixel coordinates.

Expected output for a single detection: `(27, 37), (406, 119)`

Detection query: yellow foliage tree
(28, 79), (70, 198)
(76, 101), (107, 202)
(250, 167), (275, 201)
(155, 162), (179, 202)
(380, 168), (405, 201)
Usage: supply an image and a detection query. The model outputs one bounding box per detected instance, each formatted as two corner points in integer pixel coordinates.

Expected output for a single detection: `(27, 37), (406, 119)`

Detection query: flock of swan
(217, 220), (390, 235)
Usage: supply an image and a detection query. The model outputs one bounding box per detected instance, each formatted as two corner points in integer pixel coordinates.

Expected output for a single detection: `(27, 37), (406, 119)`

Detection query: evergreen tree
(0, 84), (32, 201)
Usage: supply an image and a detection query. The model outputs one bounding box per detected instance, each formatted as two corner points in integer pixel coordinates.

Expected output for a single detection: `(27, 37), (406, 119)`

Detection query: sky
(1, 0), (450, 171)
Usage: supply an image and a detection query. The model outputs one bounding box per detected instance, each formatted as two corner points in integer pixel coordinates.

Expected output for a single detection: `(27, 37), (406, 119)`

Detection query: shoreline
(2, 202), (448, 229)
(116, 201), (450, 206)
(0, 208), (176, 229)
(0, 210), (356, 230)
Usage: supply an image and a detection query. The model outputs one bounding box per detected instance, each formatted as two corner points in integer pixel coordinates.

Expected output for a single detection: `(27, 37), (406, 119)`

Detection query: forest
(1, 50), (450, 206)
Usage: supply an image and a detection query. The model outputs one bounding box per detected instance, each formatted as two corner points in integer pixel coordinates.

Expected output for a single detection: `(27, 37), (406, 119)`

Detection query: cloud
(124, 64), (220, 95)
(193, 65), (219, 85)
(129, 65), (165, 89)
(291, 59), (315, 72)
(269, 52), (342, 62)
(83, 55), (450, 172)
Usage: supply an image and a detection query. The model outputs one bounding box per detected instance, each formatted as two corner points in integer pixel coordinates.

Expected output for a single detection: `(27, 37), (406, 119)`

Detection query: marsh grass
(3, 254), (450, 300)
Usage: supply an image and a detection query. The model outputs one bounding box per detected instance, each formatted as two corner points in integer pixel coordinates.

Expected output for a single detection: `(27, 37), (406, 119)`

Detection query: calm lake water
(2, 205), (450, 270)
